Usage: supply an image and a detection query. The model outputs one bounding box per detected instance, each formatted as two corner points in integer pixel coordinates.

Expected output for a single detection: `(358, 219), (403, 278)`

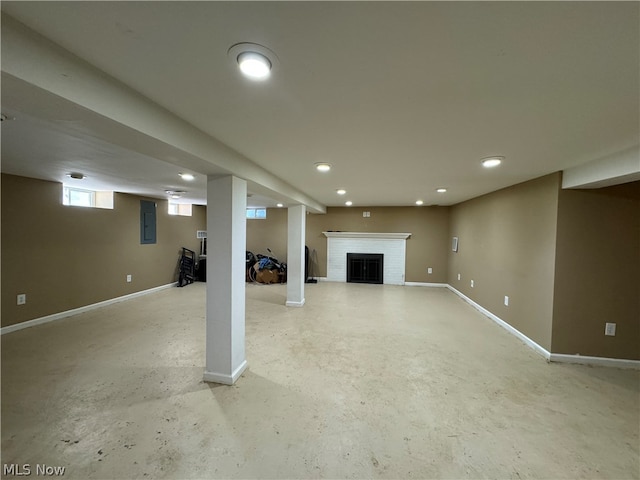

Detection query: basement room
(1, 2), (639, 479)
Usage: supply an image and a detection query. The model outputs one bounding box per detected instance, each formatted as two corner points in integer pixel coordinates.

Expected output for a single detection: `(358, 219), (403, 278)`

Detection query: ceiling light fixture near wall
(336, 189), (346, 195)
(228, 43), (278, 81)
(415, 200), (424, 206)
(166, 190), (186, 199)
(315, 163), (332, 172)
(67, 172), (85, 180)
(276, 203), (284, 208)
(481, 156), (504, 168)
(179, 173), (195, 181)
(436, 188), (448, 193)
(345, 201), (353, 206)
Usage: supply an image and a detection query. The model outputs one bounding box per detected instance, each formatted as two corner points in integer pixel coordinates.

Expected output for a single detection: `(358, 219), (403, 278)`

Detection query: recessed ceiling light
(415, 200), (424, 206)
(336, 189), (346, 195)
(481, 156), (504, 168)
(67, 172), (85, 180)
(436, 188), (447, 193)
(237, 51), (272, 80)
(179, 173), (195, 181)
(276, 203), (284, 208)
(228, 43), (278, 82)
(315, 163), (332, 172)
(345, 201), (353, 206)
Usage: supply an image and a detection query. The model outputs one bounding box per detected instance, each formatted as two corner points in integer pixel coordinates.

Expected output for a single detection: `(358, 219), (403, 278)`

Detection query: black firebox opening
(346, 253), (383, 284)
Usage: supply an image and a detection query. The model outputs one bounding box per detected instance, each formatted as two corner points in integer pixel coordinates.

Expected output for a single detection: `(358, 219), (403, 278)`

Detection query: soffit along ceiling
(1, 1), (638, 208)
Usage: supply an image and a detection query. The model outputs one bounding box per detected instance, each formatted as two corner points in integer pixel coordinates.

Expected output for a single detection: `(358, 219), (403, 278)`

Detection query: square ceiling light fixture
(228, 43), (279, 81)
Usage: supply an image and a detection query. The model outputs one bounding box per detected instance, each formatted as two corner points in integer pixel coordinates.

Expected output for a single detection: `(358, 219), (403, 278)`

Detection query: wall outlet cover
(126, 275), (132, 283)
(427, 267), (433, 274)
(605, 323), (616, 336)
(17, 294), (26, 305)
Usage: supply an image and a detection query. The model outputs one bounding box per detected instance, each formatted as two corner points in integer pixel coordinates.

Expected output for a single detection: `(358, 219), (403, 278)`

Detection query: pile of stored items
(246, 249), (287, 284)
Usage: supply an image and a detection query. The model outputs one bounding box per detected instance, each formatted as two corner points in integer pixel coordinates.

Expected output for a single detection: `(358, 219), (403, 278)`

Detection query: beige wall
(246, 206), (451, 283)
(5, 171), (637, 361)
(1, 174), (205, 327)
(246, 207), (288, 261)
(447, 173), (561, 351)
(552, 182), (640, 360)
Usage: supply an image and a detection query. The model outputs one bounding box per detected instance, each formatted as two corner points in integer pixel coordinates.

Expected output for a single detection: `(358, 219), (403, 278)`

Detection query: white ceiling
(1, 2), (638, 208)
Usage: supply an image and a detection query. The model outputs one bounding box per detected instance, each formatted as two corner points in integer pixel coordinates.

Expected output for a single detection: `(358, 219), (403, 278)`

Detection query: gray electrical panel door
(140, 200), (157, 244)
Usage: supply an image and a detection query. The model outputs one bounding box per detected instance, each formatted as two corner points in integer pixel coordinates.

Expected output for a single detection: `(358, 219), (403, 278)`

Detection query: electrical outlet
(605, 323), (616, 336)
(457, 273), (461, 281)
(504, 295), (509, 306)
(427, 267), (433, 274)
(126, 274), (132, 283)
(362, 211), (371, 218)
(17, 294), (26, 305)
(470, 280), (474, 288)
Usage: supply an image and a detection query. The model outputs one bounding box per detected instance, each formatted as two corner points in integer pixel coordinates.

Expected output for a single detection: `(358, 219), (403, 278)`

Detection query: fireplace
(323, 232), (411, 285)
(347, 253), (384, 284)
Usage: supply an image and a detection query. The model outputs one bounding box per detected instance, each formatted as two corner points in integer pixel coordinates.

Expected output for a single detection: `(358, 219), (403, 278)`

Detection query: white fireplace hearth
(323, 232), (411, 285)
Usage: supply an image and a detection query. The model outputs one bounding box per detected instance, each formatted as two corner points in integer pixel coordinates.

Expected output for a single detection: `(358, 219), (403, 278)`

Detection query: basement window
(62, 187), (114, 209)
(246, 208), (267, 219)
(168, 203), (193, 216)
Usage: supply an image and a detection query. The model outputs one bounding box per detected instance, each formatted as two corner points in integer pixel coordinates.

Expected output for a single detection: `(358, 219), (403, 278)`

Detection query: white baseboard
(203, 360), (248, 385)
(445, 285), (551, 360)
(405, 282), (448, 288)
(445, 285), (640, 369)
(549, 354), (640, 369)
(1, 282), (178, 335)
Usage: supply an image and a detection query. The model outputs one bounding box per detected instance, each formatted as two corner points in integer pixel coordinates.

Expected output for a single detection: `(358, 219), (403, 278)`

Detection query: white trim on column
(285, 299), (306, 308)
(1, 282), (177, 335)
(203, 360), (248, 386)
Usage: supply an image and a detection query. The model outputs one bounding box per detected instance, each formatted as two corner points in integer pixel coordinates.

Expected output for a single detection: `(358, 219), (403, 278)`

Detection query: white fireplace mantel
(323, 232), (411, 240)
(323, 232), (411, 285)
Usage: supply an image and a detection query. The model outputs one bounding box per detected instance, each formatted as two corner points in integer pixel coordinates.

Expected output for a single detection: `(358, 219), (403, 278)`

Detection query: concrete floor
(1, 282), (638, 479)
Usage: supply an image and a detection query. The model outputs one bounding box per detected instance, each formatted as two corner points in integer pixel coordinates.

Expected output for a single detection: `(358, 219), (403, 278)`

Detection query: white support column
(203, 175), (248, 385)
(286, 205), (306, 307)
